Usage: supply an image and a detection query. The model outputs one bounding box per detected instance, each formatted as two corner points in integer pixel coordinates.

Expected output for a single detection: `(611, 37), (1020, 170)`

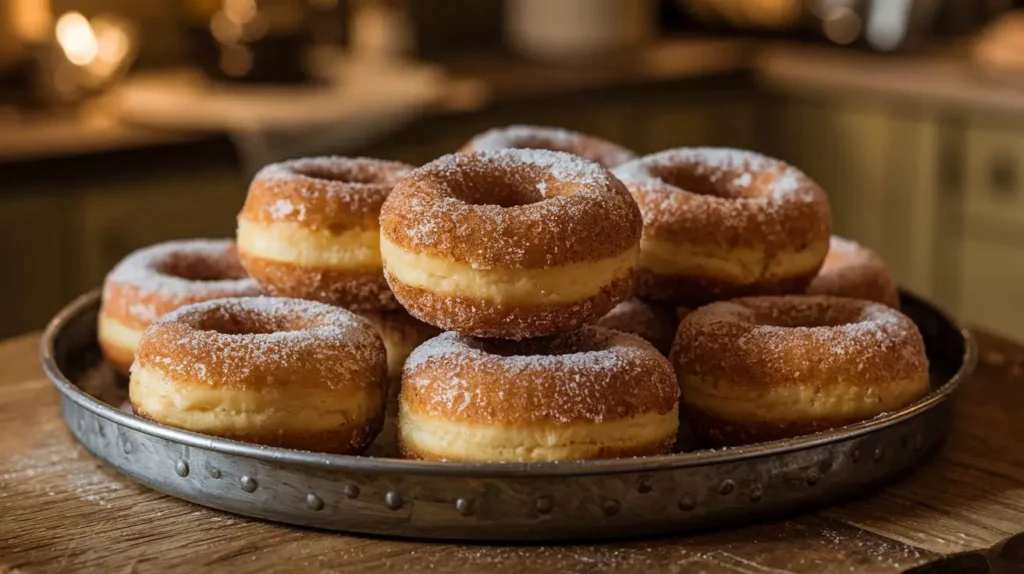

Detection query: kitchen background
(2, 0), (1023, 339)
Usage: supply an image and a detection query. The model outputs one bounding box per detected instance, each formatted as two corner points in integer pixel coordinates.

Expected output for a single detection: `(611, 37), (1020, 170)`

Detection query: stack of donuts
(97, 124), (930, 461)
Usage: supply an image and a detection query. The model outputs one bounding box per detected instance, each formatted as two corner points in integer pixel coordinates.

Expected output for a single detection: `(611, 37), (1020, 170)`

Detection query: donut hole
(291, 159), (397, 186)
(647, 164), (774, 200)
(156, 250), (248, 282)
(754, 303), (865, 329)
(466, 330), (609, 358)
(446, 165), (548, 208)
(193, 308), (306, 336)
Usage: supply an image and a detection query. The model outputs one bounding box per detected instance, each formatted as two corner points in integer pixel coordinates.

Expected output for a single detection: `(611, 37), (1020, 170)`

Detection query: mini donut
(237, 156), (414, 310)
(596, 298), (678, 355)
(355, 309), (440, 381)
(613, 148), (832, 307)
(130, 297), (388, 453)
(398, 327), (679, 462)
(380, 149), (642, 339)
(98, 239), (262, 376)
(671, 295), (929, 447)
(460, 125), (636, 168)
(807, 236), (900, 308)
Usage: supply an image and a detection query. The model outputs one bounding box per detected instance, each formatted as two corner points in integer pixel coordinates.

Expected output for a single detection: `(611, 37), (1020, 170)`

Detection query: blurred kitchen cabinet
(637, 91), (758, 153)
(0, 193), (72, 337)
(963, 121), (1024, 228)
(766, 97), (947, 302)
(72, 166), (245, 292)
(958, 238), (1024, 340)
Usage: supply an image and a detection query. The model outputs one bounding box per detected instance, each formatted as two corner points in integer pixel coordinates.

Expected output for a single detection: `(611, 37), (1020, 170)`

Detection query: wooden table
(3, 330), (1024, 573)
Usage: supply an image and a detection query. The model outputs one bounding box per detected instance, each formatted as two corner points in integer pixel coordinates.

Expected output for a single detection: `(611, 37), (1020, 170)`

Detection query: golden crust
(808, 236), (900, 308)
(239, 252), (399, 311)
(380, 149), (642, 270)
(672, 296), (928, 393)
(98, 335), (134, 377)
(356, 308), (441, 379)
(634, 267), (816, 308)
(133, 402), (385, 455)
(134, 297), (387, 392)
(386, 272), (632, 339)
(595, 298), (678, 355)
(239, 156), (413, 233)
(681, 404), (858, 448)
(400, 327), (679, 425)
(459, 125), (636, 168)
(671, 296), (930, 446)
(398, 434), (675, 461)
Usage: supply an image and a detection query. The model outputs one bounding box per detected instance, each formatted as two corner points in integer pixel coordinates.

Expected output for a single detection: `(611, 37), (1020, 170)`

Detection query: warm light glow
(223, 0), (257, 24)
(56, 11), (99, 66)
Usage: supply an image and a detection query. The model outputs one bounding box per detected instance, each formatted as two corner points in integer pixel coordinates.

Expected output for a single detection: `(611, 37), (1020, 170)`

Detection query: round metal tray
(42, 289), (976, 541)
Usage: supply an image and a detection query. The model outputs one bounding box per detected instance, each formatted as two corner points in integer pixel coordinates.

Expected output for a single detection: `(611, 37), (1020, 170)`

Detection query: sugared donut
(613, 148), (832, 307)
(380, 149), (642, 339)
(596, 298), (678, 355)
(355, 309), (440, 381)
(460, 125), (636, 168)
(237, 156), (414, 310)
(398, 327), (679, 462)
(807, 236), (900, 308)
(129, 297), (388, 454)
(671, 296), (929, 447)
(98, 239), (262, 376)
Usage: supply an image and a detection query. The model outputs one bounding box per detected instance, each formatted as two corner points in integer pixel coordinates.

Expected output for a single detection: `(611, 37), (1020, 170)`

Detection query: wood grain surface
(3, 331), (1024, 573)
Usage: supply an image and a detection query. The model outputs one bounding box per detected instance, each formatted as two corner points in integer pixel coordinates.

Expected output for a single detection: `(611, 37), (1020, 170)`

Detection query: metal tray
(41, 289), (976, 541)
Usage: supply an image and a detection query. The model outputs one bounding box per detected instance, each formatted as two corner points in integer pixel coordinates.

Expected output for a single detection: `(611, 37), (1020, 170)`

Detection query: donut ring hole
(645, 163), (780, 200)
(287, 158), (401, 186)
(734, 300), (866, 329)
(462, 330), (611, 358)
(441, 161), (564, 208)
(186, 306), (320, 336)
(154, 249), (248, 282)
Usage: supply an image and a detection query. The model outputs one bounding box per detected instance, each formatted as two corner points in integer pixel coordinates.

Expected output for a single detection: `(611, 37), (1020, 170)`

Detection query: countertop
(4, 330), (1024, 573)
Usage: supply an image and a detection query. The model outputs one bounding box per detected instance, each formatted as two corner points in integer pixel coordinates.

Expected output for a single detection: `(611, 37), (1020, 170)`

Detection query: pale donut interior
(98, 312), (143, 354)
(399, 406), (679, 462)
(237, 218), (382, 270)
(679, 373), (929, 423)
(130, 365), (383, 435)
(639, 236), (829, 282)
(381, 236), (637, 305)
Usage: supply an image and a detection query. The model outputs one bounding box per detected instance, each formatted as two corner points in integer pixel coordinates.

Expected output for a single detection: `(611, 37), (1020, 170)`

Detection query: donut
(380, 149), (642, 339)
(460, 125), (636, 168)
(355, 309), (440, 381)
(237, 156), (414, 310)
(807, 236), (900, 308)
(671, 295), (929, 447)
(596, 298), (678, 355)
(613, 148), (832, 307)
(98, 239), (262, 376)
(398, 327), (679, 462)
(129, 297), (388, 453)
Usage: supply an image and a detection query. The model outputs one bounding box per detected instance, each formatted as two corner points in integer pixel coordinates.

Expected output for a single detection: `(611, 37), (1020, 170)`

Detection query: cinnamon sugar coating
(401, 327), (679, 424)
(380, 149), (642, 270)
(460, 125), (636, 168)
(596, 298), (678, 355)
(808, 236), (900, 308)
(239, 255), (398, 311)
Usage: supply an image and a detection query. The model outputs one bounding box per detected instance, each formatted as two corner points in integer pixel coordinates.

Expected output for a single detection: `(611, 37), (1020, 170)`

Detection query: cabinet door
(963, 122), (1024, 226)
(0, 194), (71, 337)
(74, 166), (245, 292)
(958, 238), (1024, 340)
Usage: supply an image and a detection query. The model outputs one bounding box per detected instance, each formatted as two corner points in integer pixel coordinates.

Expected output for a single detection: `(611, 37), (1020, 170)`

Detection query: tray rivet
(749, 485), (763, 502)
(240, 476), (258, 493)
(851, 449), (861, 463)
(174, 460), (189, 478)
(678, 495), (696, 511)
(602, 499), (621, 516)
(207, 468), (221, 479)
(873, 446), (885, 462)
(455, 498), (474, 516)
(306, 494), (324, 511)
(343, 484), (360, 499)
(637, 480), (652, 494)
(806, 472), (819, 486)
(123, 441), (132, 454)
(385, 491), (404, 510)
(536, 495), (554, 514)
(720, 480), (735, 496)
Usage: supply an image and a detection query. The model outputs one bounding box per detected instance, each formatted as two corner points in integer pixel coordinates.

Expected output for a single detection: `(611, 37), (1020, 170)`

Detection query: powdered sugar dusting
(105, 239), (257, 299)
(402, 328), (677, 423)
